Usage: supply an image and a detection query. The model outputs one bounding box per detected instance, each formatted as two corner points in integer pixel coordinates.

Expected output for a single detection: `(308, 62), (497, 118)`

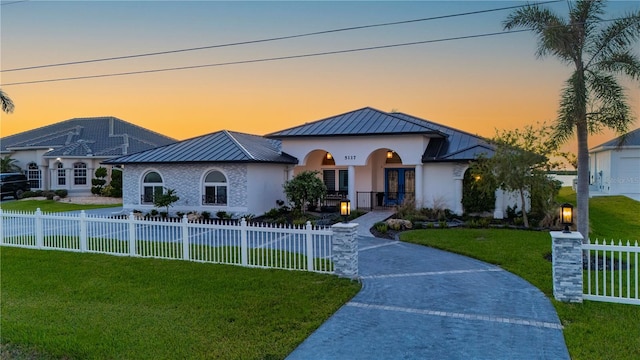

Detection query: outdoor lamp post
(340, 199), (351, 223)
(560, 203), (574, 233)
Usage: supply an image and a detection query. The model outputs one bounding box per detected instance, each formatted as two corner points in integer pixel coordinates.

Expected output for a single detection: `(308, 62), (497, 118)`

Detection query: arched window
(73, 162), (87, 185)
(56, 162), (66, 186)
(142, 171), (163, 204)
(203, 170), (227, 205)
(27, 162), (41, 189)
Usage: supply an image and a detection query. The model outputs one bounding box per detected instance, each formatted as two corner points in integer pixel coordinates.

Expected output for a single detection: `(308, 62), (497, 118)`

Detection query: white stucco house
(589, 128), (640, 201)
(1, 117), (176, 196)
(104, 107), (525, 218)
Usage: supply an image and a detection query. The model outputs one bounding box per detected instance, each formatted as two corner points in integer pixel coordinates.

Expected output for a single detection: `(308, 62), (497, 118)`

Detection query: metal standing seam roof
(266, 107), (494, 162)
(103, 130), (298, 165)
(265, 107), (447, 138)
(1, 117), (176, 157)
(590, 128), (640, 152)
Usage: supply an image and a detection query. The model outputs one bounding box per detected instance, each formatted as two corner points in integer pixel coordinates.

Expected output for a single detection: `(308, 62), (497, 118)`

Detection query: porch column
(414, 164), (423, 209)
(287, 167), (294, 181)
(348, 165), (356, 208)
(493, 189), (505, 219)
(454, 179), (463, 215)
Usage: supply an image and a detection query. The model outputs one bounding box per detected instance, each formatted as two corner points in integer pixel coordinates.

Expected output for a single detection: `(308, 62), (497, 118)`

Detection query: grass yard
(0, 199), (119, 213)
(0, 248), (360, 359)
(401, 188), (640, 360)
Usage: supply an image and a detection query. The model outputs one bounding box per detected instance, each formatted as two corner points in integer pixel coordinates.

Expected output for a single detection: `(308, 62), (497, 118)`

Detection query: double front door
(385, 168), (415, 205)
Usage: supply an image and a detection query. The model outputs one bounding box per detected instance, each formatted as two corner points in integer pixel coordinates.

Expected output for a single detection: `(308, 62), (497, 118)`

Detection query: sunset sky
(1, 0), (639, 155)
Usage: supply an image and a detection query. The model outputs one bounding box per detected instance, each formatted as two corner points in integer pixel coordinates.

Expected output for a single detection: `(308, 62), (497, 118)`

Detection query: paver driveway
(287, 235), (569, 360)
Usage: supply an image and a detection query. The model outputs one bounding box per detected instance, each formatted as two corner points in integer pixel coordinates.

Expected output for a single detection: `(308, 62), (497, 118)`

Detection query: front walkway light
(340, 199), (351, 223)
(560, 203), (573, 233)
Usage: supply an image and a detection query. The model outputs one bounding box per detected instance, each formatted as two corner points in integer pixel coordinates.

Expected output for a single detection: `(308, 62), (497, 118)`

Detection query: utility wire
(0, 0), (29, 6)
(1, 29), (532, 86)
(0, 0), (563, 73)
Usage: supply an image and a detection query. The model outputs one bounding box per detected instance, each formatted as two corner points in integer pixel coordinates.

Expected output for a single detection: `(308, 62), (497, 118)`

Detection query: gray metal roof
(590, 128), (640, 151)
(1, 117), (176, 158)
(390, 112), (495, 162)
(103, 130), (298, 165)
(266, 107), (447, 138)
(267, 107), (494, 162)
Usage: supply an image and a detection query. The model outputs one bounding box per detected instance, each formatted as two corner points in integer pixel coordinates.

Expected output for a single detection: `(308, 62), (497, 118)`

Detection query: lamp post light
(340, 199), (351, 223)
(560, 203), (574, 233)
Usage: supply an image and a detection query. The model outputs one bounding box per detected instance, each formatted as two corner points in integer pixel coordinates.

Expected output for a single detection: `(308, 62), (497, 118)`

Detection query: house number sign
(344, 155), (356, 160)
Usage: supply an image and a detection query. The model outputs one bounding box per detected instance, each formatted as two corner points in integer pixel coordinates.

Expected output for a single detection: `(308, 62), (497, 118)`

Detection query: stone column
(551, 231), (584, 303)
(331, 222), (359, 279)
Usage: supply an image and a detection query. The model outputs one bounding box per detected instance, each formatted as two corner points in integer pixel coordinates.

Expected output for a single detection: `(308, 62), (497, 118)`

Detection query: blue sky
(1, 1), (638, 153)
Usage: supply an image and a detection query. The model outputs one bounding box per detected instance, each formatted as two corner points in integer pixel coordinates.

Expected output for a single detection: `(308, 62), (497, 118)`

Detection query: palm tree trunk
(519, 188), (529, 228)
(576, 121), (590, 240)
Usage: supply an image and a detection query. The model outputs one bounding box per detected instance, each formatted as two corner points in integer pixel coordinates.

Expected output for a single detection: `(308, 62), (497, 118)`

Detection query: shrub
(438, 220), (448, 229)
(35, 190), (43, 197)
(374, 222), (388, 234)
(42, 190), (55, 200)
(201, 211), (211, 220)
(216, 211), (231, 220)
(150, 209), (159, 216)
(22, 191), (36, 198)
(54, 189), (68, 198)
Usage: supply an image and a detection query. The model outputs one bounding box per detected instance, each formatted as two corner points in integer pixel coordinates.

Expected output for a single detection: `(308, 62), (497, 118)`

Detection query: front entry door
(385, 169), (415, 205)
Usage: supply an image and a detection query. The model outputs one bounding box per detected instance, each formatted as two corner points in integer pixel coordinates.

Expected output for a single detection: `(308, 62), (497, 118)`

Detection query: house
(0, 117), (176, 195)
(103, 130), (298, 216)
(105, 107), (525, 218)
(589, 128), (640, 201)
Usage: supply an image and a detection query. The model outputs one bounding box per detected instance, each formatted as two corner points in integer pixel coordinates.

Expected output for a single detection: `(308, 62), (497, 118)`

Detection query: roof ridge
(393, 112), (488, 141)
(224, 130), (255, 160)
(265, 106), (378, 136)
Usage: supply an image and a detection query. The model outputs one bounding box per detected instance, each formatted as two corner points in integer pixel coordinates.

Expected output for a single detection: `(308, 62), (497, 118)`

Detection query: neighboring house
(103, 130), (298, 216)
(589, 128), (640, 201)
(106, 107), (525, 218)
(0, 117), (176, 195)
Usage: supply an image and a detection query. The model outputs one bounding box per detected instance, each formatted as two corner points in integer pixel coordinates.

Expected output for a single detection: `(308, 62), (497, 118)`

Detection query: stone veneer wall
(122, 163), (248, 214)
(551, 231), (584, 303)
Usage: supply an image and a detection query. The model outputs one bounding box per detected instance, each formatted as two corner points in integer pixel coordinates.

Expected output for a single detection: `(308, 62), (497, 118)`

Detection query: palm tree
(0, 88), (15, 114)
(504, 0), (640, 238)
(1, 155), (21, 173)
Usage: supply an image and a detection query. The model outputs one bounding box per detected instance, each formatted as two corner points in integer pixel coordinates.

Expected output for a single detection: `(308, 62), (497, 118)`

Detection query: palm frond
(0, 88), (15, 114)
(585, 70), (632, 135)
(586, 10), (640, 68)
(593, 51), (640, 80)
(503, 4), (575, 63)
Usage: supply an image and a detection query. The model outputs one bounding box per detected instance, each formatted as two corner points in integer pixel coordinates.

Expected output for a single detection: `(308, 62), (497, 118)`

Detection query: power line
(1, 29), (532, 87)
(0, 0), (29, 6)
(0, 0), (563, 73)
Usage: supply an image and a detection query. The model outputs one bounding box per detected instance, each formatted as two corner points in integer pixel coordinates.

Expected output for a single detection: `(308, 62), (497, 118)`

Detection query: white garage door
(617, 157), (640, 194)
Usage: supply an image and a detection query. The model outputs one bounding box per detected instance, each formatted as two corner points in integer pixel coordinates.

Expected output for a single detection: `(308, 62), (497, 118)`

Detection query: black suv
(0, 173), (31, 199)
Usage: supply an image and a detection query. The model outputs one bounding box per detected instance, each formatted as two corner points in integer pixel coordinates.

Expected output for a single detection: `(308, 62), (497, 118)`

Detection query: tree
(91, 167), (108, 195)
(1, 155), (21, 173)
(154, 188), (179, 215)
(0, 88), (15, 114)
(470, 123), (562, 228)
(283, 170), (327, 213)
(504, 0), (640, 238)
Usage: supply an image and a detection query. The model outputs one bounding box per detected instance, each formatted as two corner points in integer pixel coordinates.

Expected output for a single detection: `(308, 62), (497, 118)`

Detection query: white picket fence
(583, 239), (640, 305)
(0, 208), (334, 273)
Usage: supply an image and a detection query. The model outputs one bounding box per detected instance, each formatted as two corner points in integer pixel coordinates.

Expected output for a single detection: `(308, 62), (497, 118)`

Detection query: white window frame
(202, 169), (228, 206)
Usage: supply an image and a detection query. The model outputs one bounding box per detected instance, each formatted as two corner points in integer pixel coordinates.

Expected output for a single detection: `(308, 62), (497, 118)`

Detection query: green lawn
(401, 188), (640, 360)
(1, 199), (120, 213)
(0, 248), (360, 359)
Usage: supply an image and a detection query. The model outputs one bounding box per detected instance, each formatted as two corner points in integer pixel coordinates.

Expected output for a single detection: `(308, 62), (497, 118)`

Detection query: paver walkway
(287, 212), (570, 360)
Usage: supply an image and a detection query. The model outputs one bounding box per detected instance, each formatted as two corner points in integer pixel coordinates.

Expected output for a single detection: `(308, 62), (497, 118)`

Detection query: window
(27, 162), (41, 189)
(56, 163), (66, 186)
(141, 171), (163, 203)
(323, 169), (348, 196)
(203, 170), (227, 205)
(73, 162), (87, 185)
